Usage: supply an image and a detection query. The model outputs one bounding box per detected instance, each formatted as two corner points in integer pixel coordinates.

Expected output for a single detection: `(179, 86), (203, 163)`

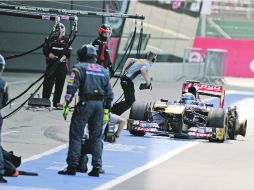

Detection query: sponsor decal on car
(187, 131), (212, 137)
(133, 126), (157, 132)
(183, 83), (223, 96)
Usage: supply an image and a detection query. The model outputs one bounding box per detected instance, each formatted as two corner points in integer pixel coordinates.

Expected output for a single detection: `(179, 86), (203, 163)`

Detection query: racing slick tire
(129, 102), (148, 136)
(207, 108), (227, 143)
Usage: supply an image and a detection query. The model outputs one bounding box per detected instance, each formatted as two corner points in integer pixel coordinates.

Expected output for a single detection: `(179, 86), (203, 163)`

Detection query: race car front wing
(128, 119), (219, 140)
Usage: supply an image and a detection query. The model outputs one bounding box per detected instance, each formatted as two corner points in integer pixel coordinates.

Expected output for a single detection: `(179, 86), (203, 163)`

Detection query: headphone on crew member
(147, 51), (157, 63)
(54, 22), (66, 37)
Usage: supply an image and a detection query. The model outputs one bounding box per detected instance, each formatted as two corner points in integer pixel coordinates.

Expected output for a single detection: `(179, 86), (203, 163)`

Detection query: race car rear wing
(182, 80), (225, 108)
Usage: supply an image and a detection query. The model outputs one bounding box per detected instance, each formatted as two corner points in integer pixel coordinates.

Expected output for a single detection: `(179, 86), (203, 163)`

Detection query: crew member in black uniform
(42, 22), (72, 108)
(92, 24), (114, 77)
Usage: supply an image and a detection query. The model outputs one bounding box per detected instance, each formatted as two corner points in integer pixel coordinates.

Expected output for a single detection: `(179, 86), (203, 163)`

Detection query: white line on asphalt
(23, 144), (68, 163)
(0, 186), (51, 190)
(142, 22), (192, 40)
(94, 142), (199, 190)
(227, 90), (254, 95)
(2, 131), (19, 136)
(207, 18), (231, 39)
(8, 80), (29, 85)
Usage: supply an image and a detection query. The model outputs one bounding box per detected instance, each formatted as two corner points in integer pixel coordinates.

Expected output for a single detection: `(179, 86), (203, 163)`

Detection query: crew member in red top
(92, 24), (114, 77)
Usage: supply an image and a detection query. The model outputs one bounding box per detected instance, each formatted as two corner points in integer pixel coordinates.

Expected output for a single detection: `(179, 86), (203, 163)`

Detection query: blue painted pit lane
(0, 91), (253, 190)
(0, 133), (193, 190)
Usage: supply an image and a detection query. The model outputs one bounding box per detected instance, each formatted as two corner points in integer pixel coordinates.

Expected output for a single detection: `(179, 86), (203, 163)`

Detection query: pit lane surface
(110, 92), (254, 190)
(1, 73), (254, 190)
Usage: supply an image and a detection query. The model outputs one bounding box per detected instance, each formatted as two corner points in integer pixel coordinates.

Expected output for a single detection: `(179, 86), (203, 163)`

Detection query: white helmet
(54, 23), (66, 36)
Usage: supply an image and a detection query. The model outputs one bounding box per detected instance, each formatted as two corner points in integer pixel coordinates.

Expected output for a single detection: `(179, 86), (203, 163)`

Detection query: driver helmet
(99, 24), (112, 41)
(181, 93), (195, 104)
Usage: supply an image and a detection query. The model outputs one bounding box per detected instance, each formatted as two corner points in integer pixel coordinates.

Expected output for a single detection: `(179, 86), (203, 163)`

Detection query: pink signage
(193, 37), (254, 77)
(172, 0), (181, 10)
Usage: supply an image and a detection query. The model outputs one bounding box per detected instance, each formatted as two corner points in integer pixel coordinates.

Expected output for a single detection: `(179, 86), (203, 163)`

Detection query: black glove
(139, 83), (152, 90)
(104, 134), (116, 143)
(103, 124), (117, 143)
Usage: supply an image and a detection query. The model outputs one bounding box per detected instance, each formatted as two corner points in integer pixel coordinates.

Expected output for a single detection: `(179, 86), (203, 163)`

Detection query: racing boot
(76, 154), (88, 173)
(88, 167), (100, 177)
(58, 165), (76, 175)
(0, 175), (7, 183)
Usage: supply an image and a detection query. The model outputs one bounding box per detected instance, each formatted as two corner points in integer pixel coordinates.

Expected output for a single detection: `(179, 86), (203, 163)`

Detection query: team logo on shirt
(137, 59), (145, 64)
(88, 64), (102, 72)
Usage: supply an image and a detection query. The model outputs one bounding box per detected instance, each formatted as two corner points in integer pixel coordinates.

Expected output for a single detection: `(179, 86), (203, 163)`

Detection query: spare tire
(129, 102), (148, 136)
(207, 108), (227, 142)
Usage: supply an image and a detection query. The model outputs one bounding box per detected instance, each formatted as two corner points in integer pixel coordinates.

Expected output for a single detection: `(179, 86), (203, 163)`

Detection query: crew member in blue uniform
(42, 22), (72, 108)
(92, 24), (114, 77)
(0, 54), (8, 183)
(58, 44), (113, 177)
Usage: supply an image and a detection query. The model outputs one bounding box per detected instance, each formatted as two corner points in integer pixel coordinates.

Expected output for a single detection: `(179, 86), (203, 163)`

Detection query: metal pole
(0, 2), (145, 20)
(0, 8), (77, 21)
(200, 14), (206, 37)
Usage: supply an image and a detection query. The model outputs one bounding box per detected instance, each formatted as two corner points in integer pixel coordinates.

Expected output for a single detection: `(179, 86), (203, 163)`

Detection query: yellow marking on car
(153, 102), (168, 109)
(164, 105), (185, 114)
(216, 128), (225, 140)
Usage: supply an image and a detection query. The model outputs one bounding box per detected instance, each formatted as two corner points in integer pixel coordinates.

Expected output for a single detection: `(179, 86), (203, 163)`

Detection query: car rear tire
(207, 108), (227, 142)
(129, 102), (148, 136)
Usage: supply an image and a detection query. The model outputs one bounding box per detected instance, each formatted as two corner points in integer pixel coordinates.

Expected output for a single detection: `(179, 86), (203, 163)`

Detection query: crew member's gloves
(104, 124), (118, 143)
(139, 83), (152, 90)
(103, 109), (110, 124)
(62, 102), (70, 120)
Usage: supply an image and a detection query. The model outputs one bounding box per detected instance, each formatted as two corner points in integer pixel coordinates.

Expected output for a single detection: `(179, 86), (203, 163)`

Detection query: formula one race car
(127, 80), (247, 142)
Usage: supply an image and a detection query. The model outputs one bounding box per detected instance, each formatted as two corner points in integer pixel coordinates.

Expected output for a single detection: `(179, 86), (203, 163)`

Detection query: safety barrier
(150, 48), (227, 84)
(203, 49), (227, 84)
(177, 47), (203, 81)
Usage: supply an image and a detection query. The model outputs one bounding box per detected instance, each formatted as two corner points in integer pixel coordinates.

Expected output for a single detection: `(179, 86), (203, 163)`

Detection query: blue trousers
(67, 101), (104, 168)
